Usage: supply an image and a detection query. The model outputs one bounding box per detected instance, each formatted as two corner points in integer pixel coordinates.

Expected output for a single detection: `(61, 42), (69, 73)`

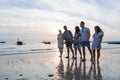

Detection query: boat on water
(42, 41), (51, 44)
(16, 39), (23, 45)
(0, 41), (6, 43)
(17, 41), (23, 45)
(107, 41), (120, 44)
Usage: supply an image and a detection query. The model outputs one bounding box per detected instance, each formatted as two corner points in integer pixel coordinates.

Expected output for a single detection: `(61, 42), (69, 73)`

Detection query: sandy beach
(0, 47), (120, 80)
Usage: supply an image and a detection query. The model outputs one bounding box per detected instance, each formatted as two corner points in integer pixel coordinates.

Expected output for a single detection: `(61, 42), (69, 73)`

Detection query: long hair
(75, 26), (80, 34)
(95, 26), (102, 33)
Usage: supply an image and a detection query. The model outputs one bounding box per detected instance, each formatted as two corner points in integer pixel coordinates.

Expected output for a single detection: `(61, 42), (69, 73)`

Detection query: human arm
(87, 29), (91, 42)
(57, 34), (59, 40)
(97, 32), (104, 48)
(78, 32), (82, 42)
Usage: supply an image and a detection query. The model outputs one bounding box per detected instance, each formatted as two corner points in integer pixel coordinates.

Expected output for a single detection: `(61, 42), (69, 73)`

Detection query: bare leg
(87, 46), (93, 61)
(93, 50), (95, 62)
(78, 48), (82, 59)
(70, 46), (74, 58)
(59, 48), (61, 57)
(81, 46), (86, 61)
(59, 48), (63, 57)
(66, 47), (69, 58)
(74, 48), (77, 59)
(97, 49), (100, 62)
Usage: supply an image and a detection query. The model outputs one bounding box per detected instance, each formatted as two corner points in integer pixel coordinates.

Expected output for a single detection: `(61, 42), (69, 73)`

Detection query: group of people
(57, 21), (104, 62)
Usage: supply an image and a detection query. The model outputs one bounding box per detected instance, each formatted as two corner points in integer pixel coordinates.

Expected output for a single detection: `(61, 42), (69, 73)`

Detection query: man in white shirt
(80, 21), (92, 61)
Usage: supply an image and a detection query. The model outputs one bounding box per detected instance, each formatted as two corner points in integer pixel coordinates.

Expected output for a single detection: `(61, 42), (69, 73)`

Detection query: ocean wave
(102, 47), (120, 50)
(0, 50), (58, 56)
(30, 48), (52, 51)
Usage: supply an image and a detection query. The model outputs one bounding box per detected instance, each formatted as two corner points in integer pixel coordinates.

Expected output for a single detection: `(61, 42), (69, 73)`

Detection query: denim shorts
(81, 41), (90, 47)
(66, 41), (72, 47)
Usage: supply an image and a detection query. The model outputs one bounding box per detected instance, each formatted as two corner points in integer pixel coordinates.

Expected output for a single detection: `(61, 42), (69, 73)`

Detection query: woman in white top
(92, 26), (104, 62)
(57, 30), (63, 57)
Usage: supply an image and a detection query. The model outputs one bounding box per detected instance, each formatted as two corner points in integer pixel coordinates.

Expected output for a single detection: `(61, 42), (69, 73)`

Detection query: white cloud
(0, 0), (120, 41)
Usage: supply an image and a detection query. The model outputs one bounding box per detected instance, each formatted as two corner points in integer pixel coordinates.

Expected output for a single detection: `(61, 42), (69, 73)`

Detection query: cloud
(0, 0), (120, 41)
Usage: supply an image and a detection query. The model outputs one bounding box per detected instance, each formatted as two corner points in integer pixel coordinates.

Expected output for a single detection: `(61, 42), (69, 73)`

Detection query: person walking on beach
(80, 21), (92, 61)
(63, 25), (74, 58)
(57, 30), (63, 57)
(73, 26), (82, 59)
(92, 26), (104, 62)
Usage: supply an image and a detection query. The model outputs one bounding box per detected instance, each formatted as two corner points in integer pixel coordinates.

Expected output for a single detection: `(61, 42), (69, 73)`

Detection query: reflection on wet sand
(87, 62), (102, 80)
(55, 58), (102, 80)
(56, 57), (64, 80)
(65, 58), (74, 80)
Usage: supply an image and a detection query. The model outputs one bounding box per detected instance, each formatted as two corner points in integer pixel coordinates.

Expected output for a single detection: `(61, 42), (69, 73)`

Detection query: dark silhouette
(17, 39), (23, 45)
(63, 25), (74, 58)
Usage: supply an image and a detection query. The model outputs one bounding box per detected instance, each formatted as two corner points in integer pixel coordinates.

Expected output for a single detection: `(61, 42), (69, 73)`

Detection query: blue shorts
(81, 41), (90, 47)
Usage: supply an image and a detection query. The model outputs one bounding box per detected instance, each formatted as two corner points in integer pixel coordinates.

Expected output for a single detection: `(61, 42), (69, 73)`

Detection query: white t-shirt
(80, 27), (89, 41)
(92, 31), (104, 50)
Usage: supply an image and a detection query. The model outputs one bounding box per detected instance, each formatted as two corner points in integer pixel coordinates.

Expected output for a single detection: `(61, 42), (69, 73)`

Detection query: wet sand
(0, 49), (120, 80)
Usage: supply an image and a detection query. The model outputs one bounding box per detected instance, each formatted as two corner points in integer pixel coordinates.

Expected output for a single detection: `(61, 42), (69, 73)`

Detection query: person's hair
(59, 29), (61, 32)
(80, 21), (85, 25)
(63, 25), (67, 28)
(58, 29), (62, 34)
(75, 26), (80, 33)
(95, 25), (102, 33)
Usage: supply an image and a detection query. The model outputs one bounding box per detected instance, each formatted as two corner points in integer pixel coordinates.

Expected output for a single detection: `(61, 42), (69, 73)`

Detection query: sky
(0, 0), (120, 41)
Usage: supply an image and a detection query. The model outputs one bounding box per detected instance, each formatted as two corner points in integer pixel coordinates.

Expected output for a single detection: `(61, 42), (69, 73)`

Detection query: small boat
(16, 39), (23, 45)
(44, 42), (51, 44)
(107, 41), (120, 44)
(17, 41), (23, 45)
(0, 41), (6, 43)
(42, 41), (51, 44)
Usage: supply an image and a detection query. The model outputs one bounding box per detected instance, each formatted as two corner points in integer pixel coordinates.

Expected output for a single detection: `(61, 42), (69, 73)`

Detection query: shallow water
(0, 41), (58, 56)
(0, 41), (120, 56)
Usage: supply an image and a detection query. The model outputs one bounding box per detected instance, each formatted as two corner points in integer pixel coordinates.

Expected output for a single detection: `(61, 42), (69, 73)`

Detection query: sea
(0, 41), (58, 56)
(0, 41), (120, 56)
